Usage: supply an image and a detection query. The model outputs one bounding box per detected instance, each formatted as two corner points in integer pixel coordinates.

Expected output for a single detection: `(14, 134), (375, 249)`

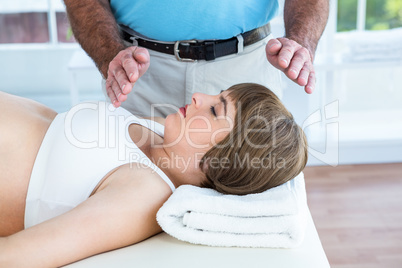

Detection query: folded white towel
(157, 172), (308, 248)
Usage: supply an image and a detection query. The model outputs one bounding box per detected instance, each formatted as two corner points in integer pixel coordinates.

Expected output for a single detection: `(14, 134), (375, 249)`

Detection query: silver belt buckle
(174, 40), (197, 62)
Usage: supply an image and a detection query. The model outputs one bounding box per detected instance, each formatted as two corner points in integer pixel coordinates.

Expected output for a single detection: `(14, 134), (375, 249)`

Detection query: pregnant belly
(0, 92), (56, 235)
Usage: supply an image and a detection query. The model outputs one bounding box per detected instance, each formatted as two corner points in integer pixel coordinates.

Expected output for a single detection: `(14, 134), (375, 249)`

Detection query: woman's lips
(179, 106), (186, 117)
(179, 105), (188, 117)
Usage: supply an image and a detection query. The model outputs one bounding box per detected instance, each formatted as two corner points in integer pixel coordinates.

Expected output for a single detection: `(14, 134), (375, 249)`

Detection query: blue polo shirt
(110, 0), (279, 41)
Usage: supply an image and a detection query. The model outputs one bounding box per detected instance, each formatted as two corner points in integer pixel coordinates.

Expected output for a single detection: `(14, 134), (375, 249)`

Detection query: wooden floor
(304, 163), (402, 268)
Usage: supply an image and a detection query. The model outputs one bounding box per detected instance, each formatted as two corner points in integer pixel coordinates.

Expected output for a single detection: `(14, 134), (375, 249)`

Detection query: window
(0, 0), (75, 45)
(337, 0), (358, 32)
(309, 0), (402, 165)
(56, 12), (75, 43)
(0, 0), (85, 114)
(332, 0), (402, 125)
(0, 12), (49, 43)
(337, 0), (402, 32)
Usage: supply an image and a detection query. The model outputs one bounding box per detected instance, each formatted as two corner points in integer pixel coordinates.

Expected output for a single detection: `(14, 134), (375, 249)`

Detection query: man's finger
(277, 42), (296, 69)
(106, 79), (119, 107)
(297, 64), (310, 86)
(305, 71), (316, 94)
(111, 78), (123, 106)
(113, 64), (132, 95)
(266, 39), (282, 56)
(133, 47), (150, 64)
(287, 48), (309, 80)
(120, 51), (139, 85)
(132, 47), (150, 79)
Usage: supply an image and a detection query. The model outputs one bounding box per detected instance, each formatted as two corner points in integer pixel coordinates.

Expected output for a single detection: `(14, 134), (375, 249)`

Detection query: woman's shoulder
(94, 163), (172, 198)
(142, 116), (166, 126)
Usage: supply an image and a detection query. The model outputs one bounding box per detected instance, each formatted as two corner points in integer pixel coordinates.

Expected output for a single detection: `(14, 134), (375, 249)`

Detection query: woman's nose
(191, 92), (207, 108)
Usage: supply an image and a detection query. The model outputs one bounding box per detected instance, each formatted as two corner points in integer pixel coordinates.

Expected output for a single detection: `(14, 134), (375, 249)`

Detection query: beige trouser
(102, 35), (282, 117)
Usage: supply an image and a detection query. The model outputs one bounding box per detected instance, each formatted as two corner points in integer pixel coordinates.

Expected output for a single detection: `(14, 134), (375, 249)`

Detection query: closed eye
(210, 106), (217, 117)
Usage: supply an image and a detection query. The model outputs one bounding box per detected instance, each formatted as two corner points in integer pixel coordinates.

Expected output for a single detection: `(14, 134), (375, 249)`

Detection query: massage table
(64, 209), (330, 268)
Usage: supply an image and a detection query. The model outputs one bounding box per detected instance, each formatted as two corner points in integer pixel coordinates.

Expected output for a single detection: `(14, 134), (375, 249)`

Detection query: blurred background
(0, 0), (402, 267)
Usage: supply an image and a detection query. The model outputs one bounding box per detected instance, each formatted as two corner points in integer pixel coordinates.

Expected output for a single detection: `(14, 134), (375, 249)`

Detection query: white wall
(0, 46), (101, 96)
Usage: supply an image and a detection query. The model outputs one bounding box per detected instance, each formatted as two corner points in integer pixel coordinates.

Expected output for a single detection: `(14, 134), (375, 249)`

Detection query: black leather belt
(120, 23), (271, 62)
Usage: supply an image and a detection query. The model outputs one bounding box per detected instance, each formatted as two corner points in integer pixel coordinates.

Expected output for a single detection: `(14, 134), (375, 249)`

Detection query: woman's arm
(0, 165), (172, 268)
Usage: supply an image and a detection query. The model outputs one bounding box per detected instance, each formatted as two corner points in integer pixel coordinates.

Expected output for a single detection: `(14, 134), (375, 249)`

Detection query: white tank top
(25, 101), (175, 228)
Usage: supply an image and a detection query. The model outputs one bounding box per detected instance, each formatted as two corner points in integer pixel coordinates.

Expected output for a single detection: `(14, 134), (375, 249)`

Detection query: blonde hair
(200, 83), (308, 195)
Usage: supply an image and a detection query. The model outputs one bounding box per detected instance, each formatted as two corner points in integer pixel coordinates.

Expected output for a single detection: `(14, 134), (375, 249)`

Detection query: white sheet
(64, 209), (330, 268)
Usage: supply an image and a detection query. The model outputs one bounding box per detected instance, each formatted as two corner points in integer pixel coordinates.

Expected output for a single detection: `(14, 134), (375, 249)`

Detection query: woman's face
(164, 90), (236, 163)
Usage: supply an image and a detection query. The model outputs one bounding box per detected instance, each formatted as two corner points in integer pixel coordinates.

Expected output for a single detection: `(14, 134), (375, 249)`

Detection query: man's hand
(266, 37), (315, 94)
(105, 46), (150, 107)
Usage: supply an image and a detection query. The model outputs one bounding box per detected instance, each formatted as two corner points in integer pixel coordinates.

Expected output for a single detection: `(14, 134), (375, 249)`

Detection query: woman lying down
(0, 83), (307, 267)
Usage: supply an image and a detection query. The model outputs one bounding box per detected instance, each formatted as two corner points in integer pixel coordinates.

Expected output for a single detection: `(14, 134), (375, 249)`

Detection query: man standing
(64, 0), (329, 116)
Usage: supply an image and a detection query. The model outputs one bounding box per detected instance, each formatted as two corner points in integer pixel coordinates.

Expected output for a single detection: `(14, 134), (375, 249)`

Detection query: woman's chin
(164, 113), (175, 126)
(163, 113), (182, 145)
